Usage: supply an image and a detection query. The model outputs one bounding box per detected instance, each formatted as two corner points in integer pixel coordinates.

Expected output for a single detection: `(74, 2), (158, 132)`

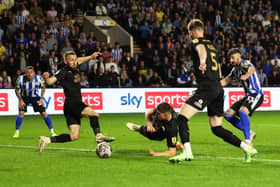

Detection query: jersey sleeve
(15, 76), (21, 89)
(226, 67), (236, 80)
(54, 68), (67, 81)
(38, 75), (45, 88)
(241, 60), (253, 68)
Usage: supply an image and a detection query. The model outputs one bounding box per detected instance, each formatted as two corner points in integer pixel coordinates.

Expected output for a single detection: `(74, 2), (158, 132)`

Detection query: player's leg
(13, 110), (25, 138)
(210, 116), (242, 147)
(13, 97), (28, 138)
(239, 94), (264, 144)
(81, 106), (115, 143)
(239, 106), (251, 144)
(224, 100), (244, 130)
(32, 97), (56, 136)
(38, 124), (80, 152)
(209, 116), (257, 162)
(38, 108), (81, 152)
(169, 103), (197, 162)
(40, 111), (56, 136)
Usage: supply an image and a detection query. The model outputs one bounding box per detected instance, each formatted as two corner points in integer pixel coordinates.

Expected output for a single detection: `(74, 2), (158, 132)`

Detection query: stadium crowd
(0, 0), (279, 89)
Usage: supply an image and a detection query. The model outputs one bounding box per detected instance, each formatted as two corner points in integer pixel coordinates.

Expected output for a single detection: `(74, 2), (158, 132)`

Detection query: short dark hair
(227, 48), (241, 57)
(187, 19), (204, 31)
(26, 66), (34, 70)
(157, 102), (172, 113)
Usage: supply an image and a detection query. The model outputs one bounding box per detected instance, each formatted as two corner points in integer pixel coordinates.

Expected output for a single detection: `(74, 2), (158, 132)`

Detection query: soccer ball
(96, 142), (112, 158)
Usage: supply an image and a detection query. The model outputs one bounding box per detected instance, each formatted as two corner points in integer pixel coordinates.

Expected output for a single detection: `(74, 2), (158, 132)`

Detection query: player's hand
(199, 63), (207, 74)
(19, 99), (25, 110)
(91, 52), (102, 59)
(147, 122), (156, 133)
(42, 72), (49, 80)
(148, 148), (157, 156)
(38, 98), (45, 107)
(240, 75), (248, 80)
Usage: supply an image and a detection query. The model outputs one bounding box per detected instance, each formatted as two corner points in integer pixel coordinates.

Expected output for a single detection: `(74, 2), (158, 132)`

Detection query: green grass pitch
(0, 111), (280, 187)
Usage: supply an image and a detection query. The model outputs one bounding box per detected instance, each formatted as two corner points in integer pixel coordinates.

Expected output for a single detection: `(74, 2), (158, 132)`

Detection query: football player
(126, 102), (182, 156)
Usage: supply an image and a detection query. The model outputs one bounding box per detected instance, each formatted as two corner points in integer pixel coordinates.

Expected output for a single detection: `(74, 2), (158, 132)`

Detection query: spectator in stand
(6, 56), (18, 79)
(30, 1), (43, 18)
(46, 33), (57, 51)
(0, 70), (13, 88)
(0, 41), (6, 56)
(111, 42), (123, 62)
(120, 68), (132, 87)
(257, 67), (268, 87)
(107, 65), (120, 88)
(135, 70), (146, 88)
(168, 62), (178, 87)
(28, 41), (40, 69)
(95, 2), (107, 16)
(48, 50), (59, 76)
(262, 59), (273, 77)
(47, 5), (57, 23)
(270, 56), (280, 69)
(177, 67), (191, 87)
(268, 69), (280, 86)
(62, 39), (74, 53)
(129, 65), (139, 86)
(147, 71), (165, 88)
(0, 55), (6, 73)
(93, 56), (106, 75)
(80, 72), (89, 88)
(142, 41), (154, 68)
(94, 67), (108, 88)
(18, 51), (28, 73)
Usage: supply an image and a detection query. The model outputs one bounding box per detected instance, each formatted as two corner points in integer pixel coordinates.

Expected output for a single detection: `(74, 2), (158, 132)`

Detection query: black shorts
(230, 93), (264, 116)
(20, 97), (45, 113)
(185, 81), (224, 116)
(140, 124), (177, 148)
(63, 99), (88, 126)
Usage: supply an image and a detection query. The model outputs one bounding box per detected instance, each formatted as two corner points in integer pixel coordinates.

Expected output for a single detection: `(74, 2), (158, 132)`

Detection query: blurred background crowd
(0, 0), (279, 89)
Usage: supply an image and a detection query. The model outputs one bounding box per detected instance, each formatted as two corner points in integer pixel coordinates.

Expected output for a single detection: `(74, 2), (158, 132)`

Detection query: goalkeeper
(126, 102), (182, 156)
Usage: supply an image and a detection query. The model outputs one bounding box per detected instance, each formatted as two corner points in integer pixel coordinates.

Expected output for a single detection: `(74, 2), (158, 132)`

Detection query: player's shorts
(63, 99), (88, 126)
(185, 81), (224, 116)
(20, 97), (45, 113)
(230, 93), (264, 116)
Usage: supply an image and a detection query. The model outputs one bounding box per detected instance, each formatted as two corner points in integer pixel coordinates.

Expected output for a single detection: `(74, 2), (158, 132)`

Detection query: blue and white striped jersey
(227, 59), (263, 95)
(16, 74), (44, 98)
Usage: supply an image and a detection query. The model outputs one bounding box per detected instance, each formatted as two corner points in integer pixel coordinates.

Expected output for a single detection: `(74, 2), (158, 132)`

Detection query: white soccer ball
(96, 142), (112, 158)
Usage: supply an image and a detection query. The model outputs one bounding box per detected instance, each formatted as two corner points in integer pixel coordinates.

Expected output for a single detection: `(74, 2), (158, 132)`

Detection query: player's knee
(88, 112), (99, 118)
(40, 112), (47, 117)
(239, 108), (249, 115)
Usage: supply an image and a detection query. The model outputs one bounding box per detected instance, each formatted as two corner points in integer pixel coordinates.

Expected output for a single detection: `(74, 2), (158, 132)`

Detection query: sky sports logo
(228, 91), (271, 107)
(145, 92), (189, 109)
(54, 92), (103, 110)
(0, 93), (8, 111)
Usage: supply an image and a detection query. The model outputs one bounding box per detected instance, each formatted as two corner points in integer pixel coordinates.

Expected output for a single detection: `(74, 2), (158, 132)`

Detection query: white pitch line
(1, 144), (280, 163)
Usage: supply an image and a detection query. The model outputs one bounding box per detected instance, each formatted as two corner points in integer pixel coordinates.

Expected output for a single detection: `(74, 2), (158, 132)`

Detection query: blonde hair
(187, 19), (204, 32)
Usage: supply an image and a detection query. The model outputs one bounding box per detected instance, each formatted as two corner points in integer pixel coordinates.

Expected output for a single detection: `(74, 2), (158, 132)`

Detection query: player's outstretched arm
(148, 147), (176, 156)
(77, 52), (102, 65)
(43, 72), (57, 86)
